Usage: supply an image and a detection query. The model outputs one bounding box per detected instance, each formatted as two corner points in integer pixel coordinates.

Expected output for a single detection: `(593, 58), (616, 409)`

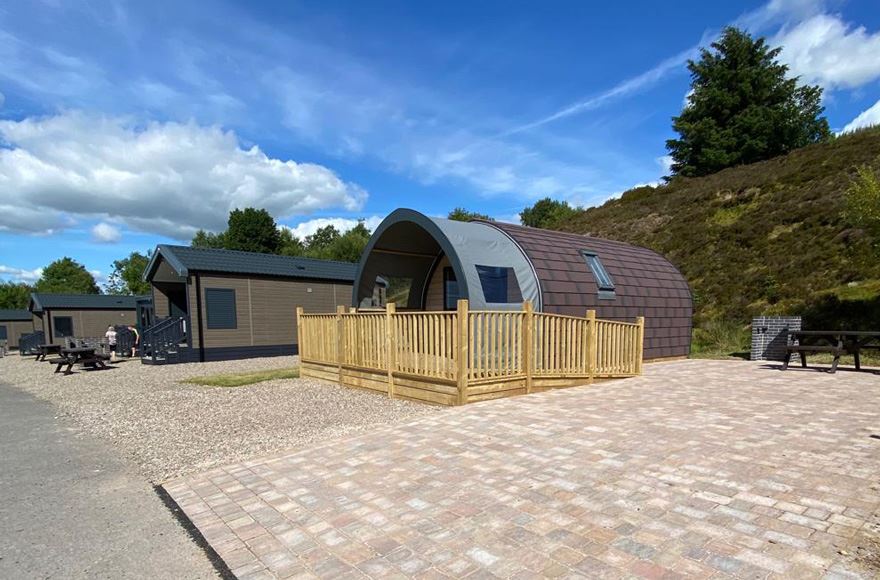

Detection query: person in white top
(105, 325), (118, 360)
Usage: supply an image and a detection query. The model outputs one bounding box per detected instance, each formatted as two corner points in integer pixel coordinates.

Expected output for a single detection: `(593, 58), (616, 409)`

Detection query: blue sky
(1, 0), (879, 287)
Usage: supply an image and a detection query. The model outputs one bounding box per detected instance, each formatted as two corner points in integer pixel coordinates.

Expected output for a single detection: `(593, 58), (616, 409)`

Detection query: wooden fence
(297, 300), (644, 406)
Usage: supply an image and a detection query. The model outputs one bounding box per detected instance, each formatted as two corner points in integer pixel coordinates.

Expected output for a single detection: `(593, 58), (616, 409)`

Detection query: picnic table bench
(784, 330), (880, 373)
(35, 343), (62, 361)
(50, 347), (112, 376)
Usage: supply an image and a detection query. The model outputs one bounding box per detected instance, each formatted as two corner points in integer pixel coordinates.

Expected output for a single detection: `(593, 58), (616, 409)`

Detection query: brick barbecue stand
(751, 316), (801, 362)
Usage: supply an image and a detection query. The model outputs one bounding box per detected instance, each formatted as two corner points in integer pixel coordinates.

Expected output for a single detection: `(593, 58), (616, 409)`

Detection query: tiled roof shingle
(150, 245), (356, 282)
(0, 309), (32, 321)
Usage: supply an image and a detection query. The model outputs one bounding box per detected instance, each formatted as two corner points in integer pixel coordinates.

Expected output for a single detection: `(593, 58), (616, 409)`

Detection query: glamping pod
(353, 208), (692, 359)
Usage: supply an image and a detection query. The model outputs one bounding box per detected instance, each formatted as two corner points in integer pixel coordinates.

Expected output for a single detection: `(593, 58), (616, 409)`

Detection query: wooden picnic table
(49, 347), (112, 376)
(35, 344), (62, 361)
(784, 330), (880, 373)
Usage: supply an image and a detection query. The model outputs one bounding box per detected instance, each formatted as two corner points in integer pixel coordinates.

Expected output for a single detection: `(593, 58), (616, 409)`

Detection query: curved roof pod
(353, 209), (540, 310)
(486, 221), (693, 360)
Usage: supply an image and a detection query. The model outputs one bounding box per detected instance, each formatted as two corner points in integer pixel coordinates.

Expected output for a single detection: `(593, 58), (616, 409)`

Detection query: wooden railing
(297, 300), (644, 406)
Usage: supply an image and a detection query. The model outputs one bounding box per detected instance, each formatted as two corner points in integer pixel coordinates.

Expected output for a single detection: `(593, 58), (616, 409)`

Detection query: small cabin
(353, 209), (693, 360)
(143, 245), (356, 362)
(28, 293), (143, 345)
(0, 309), (35, 349)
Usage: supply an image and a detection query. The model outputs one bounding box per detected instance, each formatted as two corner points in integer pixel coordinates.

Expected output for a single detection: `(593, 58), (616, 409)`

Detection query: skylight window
(581, 251), (615, 295)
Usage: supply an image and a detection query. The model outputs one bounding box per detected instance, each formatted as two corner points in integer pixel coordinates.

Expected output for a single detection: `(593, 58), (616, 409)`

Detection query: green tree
(0, 281), (32, 309)
(303, 225), (341, 258)
(844, 164), (880, 249)
(278, 228), (306, 257)
(35, 257), (99, 294)
(519, 198), (579, 229)
(667, 27), (831, 177)
(224, 207), (282, 253)
(105, 251), (152, 295)
(325, 221), (371, 262)
(191, 229), (226, 248)
(447, 208), (493, 222)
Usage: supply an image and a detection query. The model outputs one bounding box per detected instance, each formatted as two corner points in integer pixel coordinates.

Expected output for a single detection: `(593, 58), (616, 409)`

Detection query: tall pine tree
(667, 27), (830, 177)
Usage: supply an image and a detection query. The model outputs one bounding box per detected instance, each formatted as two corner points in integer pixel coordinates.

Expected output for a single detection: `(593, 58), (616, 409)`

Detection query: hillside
(559, 127), (880, 329)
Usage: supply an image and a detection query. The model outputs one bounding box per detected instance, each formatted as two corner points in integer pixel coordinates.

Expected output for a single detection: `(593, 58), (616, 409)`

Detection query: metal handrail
(141, 317), (187, 363)
(19, 331), (45, 355)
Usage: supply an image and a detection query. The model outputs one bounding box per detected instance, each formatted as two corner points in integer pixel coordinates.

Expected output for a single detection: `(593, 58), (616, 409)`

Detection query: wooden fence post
(295, 306), (304, 361)
(636, 316), (645, 375)
(456, 299), (469, 405)
(523, 301), (533, 394)
(336, 305), (346, 384)
(586, 309), (596, 382)
(386, 302), (396, 398)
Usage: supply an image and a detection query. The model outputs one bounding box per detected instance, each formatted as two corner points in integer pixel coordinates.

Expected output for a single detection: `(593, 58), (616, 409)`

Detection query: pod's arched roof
(353, 209), (540, 310)
(485, 221), (691, 305)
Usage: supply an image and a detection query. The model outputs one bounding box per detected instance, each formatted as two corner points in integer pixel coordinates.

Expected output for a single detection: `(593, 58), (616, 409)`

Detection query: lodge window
(581, 251), (616, 299)
(54, 316), (74, 337)
(0, 325), (7, 341)
(443, 267), (460, 310)
(475, 265), (523, 304)
(205, 288), (237, 329)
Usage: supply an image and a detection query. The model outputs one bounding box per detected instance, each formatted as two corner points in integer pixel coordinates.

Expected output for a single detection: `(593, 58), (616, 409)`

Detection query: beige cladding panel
(33, 313), (46, 337)
(249, 278), (298, 346)
(77, 310), (137, 337)
(152, 286), (170, 317)
(194, 275), (353, 349)
(46, 309), (136, 343)
(197, 275), (253, 348)
(2, 319), (35, 348)
(188, 276), (199, 346)
(424, 255), (451, 311)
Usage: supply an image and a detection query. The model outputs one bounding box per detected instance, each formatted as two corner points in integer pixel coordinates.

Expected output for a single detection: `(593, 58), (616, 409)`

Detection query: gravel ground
(0, 354), (440, 482)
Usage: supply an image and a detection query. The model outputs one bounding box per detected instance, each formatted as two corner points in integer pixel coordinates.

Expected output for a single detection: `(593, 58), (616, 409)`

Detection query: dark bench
(52, 349), (113, 376)
(785, 330), (880, 373)
(783, 344), (844, 372)
(46, 356), (71, 374)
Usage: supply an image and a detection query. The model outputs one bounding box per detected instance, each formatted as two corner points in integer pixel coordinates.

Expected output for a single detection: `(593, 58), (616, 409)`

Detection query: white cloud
(773, 14), (880, 90)
(736, 0), (827, 31)
(283, 216), (383, 240)
(0, 111), (367, 239)
(492, 213), (522, 225)
(498, 44), (700, 138)
(90, 269), (107, 287)
(842, 99), (880, 133)
(656, 155), (674, 176)
(91, 222), (122, 243)
(0, 264), (43, 283)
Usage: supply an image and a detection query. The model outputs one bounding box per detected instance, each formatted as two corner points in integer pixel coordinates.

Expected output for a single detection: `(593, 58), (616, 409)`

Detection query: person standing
(128, 325), (139, 357)
(105, 325), (118, 361)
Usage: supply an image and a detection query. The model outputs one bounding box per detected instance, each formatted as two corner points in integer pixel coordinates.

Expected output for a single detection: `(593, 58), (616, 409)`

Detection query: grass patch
(690, 320), (751, 359)
(184, 367), (300, 387)
(799, 351), (880, 367)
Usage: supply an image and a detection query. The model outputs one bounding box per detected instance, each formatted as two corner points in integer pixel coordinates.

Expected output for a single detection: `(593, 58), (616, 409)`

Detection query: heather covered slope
(559, 127), (880, 328)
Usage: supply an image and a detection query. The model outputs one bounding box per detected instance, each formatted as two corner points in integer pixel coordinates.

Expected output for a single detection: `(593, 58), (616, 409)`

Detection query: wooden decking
(297, 300), (644, 406)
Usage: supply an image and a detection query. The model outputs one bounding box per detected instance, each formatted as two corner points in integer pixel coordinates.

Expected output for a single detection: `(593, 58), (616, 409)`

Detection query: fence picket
(299, 303), (644, 403)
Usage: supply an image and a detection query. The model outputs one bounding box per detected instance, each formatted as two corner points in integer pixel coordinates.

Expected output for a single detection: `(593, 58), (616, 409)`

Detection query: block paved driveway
(165, 360), (880, 579)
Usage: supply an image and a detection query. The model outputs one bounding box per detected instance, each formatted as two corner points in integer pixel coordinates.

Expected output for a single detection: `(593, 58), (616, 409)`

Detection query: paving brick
(163, 360), (880, 579)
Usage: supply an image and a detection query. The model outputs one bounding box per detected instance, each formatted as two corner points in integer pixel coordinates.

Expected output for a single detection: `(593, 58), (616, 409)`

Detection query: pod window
(475, 265), (523, 304)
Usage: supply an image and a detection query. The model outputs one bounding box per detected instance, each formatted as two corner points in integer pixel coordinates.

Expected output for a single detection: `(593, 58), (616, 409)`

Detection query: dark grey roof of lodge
(29, 293), (148, 313)
(145, 245), (357, 283)
(0, 309), (32, 321)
